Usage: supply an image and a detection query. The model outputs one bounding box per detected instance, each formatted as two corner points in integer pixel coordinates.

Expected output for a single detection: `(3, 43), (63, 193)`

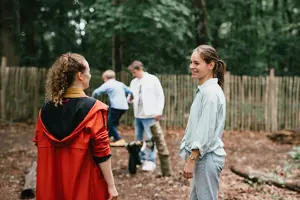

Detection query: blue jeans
(190, 152), (225, 200)
(108, 108), (126, 141)
(134, 118), (156, 163)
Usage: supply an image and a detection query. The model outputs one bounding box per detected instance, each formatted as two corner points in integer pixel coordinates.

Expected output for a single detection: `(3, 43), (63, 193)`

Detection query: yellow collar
(63, 87), (87, 98)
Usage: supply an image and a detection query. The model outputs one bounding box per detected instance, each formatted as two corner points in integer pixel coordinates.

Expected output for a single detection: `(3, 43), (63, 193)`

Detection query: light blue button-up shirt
(179, 78), (226, 159)
(92, 79), (132, 110)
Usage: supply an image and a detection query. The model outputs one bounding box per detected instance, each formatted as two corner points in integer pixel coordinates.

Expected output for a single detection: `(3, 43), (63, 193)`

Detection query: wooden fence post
(224, 72), (230, 101)
(264, 75), (269, 131)
(269, 68), (278, 131)
(1, 57), (7, 121)
(33, 68), (40, 122)
(224, 72), (230, 129)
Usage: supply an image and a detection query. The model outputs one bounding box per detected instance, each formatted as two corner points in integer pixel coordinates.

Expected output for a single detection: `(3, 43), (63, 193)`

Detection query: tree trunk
(0, 0), (20, 66)
(112, 35), (122, 80)
(282, 0), (292, 23)
(112, 0), (123, 80)
(19, 0), (39, 66)
(196, 0), (209, 45)
(231, 166), (300, 193)
(273, 0), (279, 29)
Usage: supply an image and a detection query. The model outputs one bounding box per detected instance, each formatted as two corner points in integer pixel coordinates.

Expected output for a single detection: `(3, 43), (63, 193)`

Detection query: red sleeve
(33, 112), (41, 146)
(86, 109), (111, 158)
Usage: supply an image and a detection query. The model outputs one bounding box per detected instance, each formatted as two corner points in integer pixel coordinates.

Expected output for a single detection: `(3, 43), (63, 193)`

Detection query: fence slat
(284, 76), (288, 129)
(224, 72), (230, 130)
(289, 77), (294, 129)
(254, 77), (258, 131)
(1, 57), (7, 121)
(232, 75), (236, 130)
(240, 76), (245, 130)
(229, 75), (233, 130)
(0, 67), (299, 131)
(295, 77), (300, 128)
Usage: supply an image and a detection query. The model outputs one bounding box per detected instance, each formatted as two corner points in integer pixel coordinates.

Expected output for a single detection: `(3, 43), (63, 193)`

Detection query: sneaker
(142, 161), (156, 172)
(137, 159), (145, 167)
(110, 139), (126, 147)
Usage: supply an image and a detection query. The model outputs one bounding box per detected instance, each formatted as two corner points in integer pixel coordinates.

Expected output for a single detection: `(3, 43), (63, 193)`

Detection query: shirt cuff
(93, 154), (112, 164)
(191, 142), (207, 158)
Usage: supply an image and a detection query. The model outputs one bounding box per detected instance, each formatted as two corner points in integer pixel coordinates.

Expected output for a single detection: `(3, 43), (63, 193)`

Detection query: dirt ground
(0, 123), (300, 200)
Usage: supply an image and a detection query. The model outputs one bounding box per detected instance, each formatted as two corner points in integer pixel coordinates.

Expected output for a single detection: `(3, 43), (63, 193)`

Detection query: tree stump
(20, 161), (36, 199)
(150, 122), (172, 176)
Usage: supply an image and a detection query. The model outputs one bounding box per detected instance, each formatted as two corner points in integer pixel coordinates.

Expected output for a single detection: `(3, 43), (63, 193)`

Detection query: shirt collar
(196, 78), (218, 93)
(138, 72), (148, 80)
(63, 87), (87, 98)
(106, 78), (115, 82)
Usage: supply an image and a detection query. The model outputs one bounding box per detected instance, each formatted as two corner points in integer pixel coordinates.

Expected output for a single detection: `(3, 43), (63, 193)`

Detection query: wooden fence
(1, 59), (300, 131)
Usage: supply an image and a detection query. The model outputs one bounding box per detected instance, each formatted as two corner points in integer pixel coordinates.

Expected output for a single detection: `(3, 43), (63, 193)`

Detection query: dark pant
(108, 108), (126, 141)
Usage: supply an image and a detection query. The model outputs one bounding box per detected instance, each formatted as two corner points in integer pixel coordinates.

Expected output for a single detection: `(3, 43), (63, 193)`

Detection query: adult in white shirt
(128, 60), (165, 171)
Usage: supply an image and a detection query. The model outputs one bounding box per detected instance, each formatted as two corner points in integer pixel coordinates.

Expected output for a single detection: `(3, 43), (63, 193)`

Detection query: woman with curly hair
(34, 53), (118, 200)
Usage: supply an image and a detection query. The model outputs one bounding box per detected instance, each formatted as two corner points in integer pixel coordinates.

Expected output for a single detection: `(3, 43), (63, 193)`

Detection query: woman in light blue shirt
(180, 45), (226, 200)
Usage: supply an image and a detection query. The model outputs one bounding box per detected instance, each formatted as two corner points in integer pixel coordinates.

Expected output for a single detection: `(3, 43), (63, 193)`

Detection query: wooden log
(267, 128), (300, 145)
(150, 122), (172, 176)
(20, 161), (36, 199)
(230, 165), (300, 193)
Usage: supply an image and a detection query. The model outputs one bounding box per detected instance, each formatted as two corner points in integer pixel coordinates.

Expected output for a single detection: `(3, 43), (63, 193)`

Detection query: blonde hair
(45, 53), (86, 106)
(102, 70), (116, 79)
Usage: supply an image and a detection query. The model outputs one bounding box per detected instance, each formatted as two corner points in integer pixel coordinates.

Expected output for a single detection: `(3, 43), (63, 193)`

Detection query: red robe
(34, 101), (111, 200)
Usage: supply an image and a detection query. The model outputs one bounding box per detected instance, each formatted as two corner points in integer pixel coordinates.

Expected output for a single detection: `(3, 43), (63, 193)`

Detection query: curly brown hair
(45, 53), (86, 106)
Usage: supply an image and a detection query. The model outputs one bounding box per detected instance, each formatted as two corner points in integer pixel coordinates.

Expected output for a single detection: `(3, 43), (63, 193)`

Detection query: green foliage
(283, 146), (300, 174)
(207, 0), (300, 75)
(82, 0), (194, 73)
(288, 146), (300, 167)
(3, 0), (299, 75)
